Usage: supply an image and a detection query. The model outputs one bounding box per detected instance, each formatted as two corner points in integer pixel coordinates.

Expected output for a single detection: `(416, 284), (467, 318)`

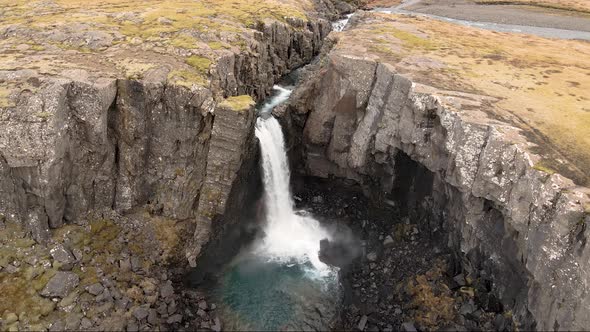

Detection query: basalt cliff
(278, 12), (590, 331)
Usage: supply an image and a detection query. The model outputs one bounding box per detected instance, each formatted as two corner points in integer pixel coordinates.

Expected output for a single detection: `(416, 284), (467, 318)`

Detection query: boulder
(41, 271), (79, 298)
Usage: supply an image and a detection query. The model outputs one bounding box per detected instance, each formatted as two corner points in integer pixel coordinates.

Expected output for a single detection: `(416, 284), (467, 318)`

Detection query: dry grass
(336, 12), (590, 185)
(475, 0), (590, 14)
(403, 259), (456, 330)
(0, 0), (313, 96)
(363, 0), (403, 8)
(218, 95), (256, 111)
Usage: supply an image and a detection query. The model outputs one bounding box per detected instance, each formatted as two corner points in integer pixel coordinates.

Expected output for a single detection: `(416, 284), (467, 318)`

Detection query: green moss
(89, 219), (121, 251)
(208, 41), (227, 50)
(35, 112), (52, 120)
(170, 35), (198, 49)
(369, 44), (402, 62)
(533, 162), (556, 175)
(218, 95), (255, 111)
(168, 69), (208, 87)
(185, 55), (212, 74)
(31, 269), (57, 292)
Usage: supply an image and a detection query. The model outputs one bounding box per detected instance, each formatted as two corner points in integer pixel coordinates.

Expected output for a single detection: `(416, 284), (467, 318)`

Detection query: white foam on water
(254, 86), (335, 279)
(258, 85), (293, 115)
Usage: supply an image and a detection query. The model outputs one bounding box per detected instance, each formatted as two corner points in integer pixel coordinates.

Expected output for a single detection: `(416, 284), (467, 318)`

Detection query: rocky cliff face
(0, 14), (333, 266)
(281, 53), (590, 330)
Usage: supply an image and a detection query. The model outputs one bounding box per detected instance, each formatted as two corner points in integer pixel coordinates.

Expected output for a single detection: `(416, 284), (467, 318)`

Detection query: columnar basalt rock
(0, 78), (118, 240)
(112, 80), (214, 219)
(187, 98), (257, 267)
(281, 53), (590, 330)
(212, 19), (332, 101)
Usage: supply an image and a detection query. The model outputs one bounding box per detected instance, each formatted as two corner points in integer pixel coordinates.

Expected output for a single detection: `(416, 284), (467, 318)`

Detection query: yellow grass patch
(218, 95), (256, 111)
(0, 0), (315, 105)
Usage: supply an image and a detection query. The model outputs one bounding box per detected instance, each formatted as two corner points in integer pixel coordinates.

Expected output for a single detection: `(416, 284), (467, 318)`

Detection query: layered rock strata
(281, 53), (590, 330)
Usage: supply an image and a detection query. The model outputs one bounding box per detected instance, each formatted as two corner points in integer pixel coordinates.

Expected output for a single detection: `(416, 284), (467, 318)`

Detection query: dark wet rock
(494, 314), (507, 331)
(116, 297), (130, 310)
(72, 248), (83, 261)
(130, 257), (141, 272)
(460, 302), (476, 316)
(160, 281), (174, 299)
(87, 283), (104, 296)
(168, 300), (177, 314)
(41, 271), (79, 298)
(453, 274), (466, 287)
(312, 195), (324, 203)
(319, 237), (361, 268)
(401, 321), (417, 332)
(133, 306), (149, 321)
(50, 244), (74, 265)
(196, 309), (207, 319)
(95, 289), (113, 302)
(147, 309), (159, 326)
(366, 252), (377, 262)
(211, 317), (222, 332)
(126, 320), (139, 332)
(383, 235), (394, 247)
(48, 319), (65, 331)
(358, 315), (368, 330)
(166, 314), (182, 324)
(157, 302), (168, 316)
(80, 317), (93, 329)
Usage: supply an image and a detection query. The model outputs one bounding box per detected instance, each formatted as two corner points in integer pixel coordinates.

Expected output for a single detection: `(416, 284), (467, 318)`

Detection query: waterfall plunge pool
(202, 84), (344, 331)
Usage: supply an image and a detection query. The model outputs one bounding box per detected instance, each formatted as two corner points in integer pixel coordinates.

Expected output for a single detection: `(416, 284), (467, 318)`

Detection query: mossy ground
(0, 211), (188, 331)
(335, 12), (590, 185)
(218, 95), (256, 111)
(0, 0), (314, 102)
(0, 223), (61, 331)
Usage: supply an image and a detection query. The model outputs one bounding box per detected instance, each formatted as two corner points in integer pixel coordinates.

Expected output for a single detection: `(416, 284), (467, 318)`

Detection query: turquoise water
(214, 254), (340, 331)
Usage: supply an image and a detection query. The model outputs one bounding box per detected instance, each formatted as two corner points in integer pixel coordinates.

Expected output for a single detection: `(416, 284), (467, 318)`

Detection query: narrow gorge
(1, 0), (590, 331)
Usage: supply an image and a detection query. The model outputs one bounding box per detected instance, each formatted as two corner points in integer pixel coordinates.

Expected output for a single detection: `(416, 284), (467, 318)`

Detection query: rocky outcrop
(213, 19), (332, 101)
(0, 76), (215, 242)
(281, 53), (590, 330)
(187, 101), (258, 267)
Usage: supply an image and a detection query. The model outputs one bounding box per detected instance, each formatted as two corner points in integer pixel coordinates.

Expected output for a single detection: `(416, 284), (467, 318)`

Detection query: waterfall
(332, 13), (354, 32)
(254, 86), (334, 278)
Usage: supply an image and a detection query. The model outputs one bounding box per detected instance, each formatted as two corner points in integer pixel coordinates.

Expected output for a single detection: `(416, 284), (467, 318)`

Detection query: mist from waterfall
(253, 85), (335, 278)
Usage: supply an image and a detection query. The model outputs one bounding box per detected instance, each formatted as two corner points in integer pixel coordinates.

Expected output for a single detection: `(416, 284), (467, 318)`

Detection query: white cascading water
(254, 86), (334, 278)
(332, 13), (354, 32)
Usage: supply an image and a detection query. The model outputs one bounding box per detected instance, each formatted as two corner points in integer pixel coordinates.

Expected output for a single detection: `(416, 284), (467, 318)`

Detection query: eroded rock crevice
(279, 52), (590, 330)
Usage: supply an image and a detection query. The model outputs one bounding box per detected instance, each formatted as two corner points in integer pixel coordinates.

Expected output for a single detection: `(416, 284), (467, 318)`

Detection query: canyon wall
(0, 15), (332, 265)
(282, 53), (590, 330)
